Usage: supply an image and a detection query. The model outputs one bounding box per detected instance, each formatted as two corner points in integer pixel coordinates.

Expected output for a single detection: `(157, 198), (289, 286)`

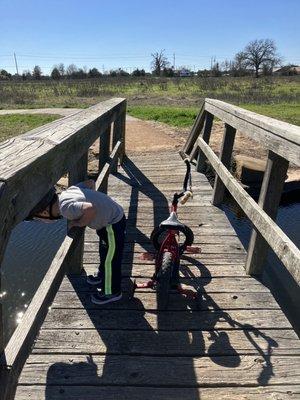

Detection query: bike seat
(160, 212), (185, 229)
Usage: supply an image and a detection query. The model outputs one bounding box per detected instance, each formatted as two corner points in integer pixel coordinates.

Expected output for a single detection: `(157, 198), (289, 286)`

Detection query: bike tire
(151, 225), (194, 253)
(157, 251), (173, 310)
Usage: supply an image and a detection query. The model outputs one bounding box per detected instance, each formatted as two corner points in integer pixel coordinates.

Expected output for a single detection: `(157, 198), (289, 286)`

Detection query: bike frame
(154, 203), (180, 276)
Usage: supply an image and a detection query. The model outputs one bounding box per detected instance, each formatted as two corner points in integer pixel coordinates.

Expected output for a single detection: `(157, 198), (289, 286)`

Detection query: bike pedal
(140, 252), (156, 261)
(186, 246), (201, 254)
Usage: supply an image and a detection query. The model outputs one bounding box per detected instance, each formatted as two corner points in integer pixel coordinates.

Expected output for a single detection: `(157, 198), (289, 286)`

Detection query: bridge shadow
(44, 155), (278, 398)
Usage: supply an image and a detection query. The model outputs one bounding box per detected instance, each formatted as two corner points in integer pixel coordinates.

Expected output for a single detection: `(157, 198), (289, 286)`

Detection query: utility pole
(173, 52), (176, 70)
(14, 52), (19, 75)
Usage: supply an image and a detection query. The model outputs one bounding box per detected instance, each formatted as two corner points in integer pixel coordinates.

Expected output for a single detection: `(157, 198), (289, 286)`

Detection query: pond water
(221, 194), (300, 335)
(1, 219), (67, 346)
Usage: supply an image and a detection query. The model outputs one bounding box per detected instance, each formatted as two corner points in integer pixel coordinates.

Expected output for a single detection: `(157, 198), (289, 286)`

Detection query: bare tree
(57, 63), (65, 76)
(32, 65), (42, 79)
(151, 50), (170, 76)
(237, 39), (281, 78)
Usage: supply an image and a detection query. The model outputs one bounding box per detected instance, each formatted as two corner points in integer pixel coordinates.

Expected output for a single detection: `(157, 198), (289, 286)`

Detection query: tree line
(0, 39), (298, 81)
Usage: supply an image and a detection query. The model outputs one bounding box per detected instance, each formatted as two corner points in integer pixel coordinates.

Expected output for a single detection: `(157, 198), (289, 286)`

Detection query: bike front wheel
(157, 251), (173, 310)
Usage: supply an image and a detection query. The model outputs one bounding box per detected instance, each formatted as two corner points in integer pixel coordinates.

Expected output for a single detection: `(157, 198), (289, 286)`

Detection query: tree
(151, 50), (170, 76)
(0, 69), (11, 80)
(237, 39), (281, 78)
(66, 64), (78, 78)
(132, 68), (146, 77)
(211, 62), (221, 77)
(21, 70), (31, 80)
(57, 63), (65, 77)
(51, 67), (61, 80)
(88, 67), (102, 78)
(32, 65), (42, 79)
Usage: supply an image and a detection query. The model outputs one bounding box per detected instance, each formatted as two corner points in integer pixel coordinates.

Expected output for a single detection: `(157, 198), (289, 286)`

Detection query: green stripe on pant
(105, 224), (116, 295)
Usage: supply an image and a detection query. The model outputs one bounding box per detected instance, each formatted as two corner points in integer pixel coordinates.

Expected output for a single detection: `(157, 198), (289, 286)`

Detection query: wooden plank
(196, 111), (214, 172)
(98, 125), (111, 193)
(183, 100), (205, 154)
(212, 124), (236, 205)
(42, 308), (290, 330)
(33, 328), (297, 356)
(18, 354), (300, 386)
(95, 141), (122, 192)
(205, 98), (300, 166)
(197, 136), (300, 285)
(51, 290), (280, 311)
(0, 99), (126, 228)
(84, 263), (247, 278)
(65, 152), (88, 274)
(14, 385), (300, 400)
(0, 236), (73, 400)
(245, 151), (289, 275)
(59, 275), (270, 294)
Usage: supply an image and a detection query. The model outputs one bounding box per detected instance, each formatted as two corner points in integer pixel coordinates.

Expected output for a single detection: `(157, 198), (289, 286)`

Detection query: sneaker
(90, 292), (122, 305)
(86, 274), (102, 285)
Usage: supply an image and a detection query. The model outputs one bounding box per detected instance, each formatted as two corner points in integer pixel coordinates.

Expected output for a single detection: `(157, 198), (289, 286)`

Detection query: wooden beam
(96, 141), (122, 192)
(212, 124), (236, 205)
(245, 151), (289, 275)
(196, 112), (214, 172)
(0, 99), (126, 229)
(64, 152), (88, 275)
(183, 100), (205, 155)
(197, 136), (300, 285)
(0, 182), (13, 355)
(98, 126), (111, 194)
(205, 99), (300, 166)
(0, 236), (73, 400)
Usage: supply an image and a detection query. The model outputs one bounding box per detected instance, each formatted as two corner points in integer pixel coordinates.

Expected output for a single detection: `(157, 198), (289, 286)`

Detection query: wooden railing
(183, 98), (300, 285)
(0, 98), (126, 399)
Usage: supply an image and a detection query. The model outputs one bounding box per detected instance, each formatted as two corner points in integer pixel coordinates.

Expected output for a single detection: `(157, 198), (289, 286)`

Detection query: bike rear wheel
(157, 251), (173, 310)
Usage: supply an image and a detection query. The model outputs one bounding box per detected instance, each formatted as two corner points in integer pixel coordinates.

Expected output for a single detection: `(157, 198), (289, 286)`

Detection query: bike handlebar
(180, 190), (193, 205)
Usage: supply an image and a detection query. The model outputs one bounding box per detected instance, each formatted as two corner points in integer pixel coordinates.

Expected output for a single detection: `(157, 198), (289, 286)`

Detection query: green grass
(239, 102), (300, 126)
(0, 114), (61, 142)
(127, 106), (199, 127)
(128, 102), (300, 127)
(0, 76), (299, 109)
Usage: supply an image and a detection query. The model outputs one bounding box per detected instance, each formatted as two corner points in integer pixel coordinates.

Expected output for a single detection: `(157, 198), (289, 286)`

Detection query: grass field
(0, 114), (61, 142)
(0, 76), (299, 109)
(128, 102), (300, 127)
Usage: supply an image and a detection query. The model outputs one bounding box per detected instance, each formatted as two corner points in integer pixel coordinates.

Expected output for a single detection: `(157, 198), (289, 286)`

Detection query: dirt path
(2, 108), (299, 181)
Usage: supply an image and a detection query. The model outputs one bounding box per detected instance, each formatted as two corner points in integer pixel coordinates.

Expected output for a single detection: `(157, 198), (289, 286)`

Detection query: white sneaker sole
(91, 293), (122, 305)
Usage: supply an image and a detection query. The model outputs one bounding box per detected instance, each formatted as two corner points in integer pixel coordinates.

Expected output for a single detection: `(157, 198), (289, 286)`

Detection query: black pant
(96, 215), (126, 295)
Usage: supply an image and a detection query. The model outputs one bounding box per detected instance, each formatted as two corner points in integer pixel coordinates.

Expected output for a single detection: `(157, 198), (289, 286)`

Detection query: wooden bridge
(0, 98), (300, 399)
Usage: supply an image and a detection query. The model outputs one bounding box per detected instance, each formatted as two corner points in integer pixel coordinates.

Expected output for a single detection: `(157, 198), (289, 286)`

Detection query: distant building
(178, 68), (192, 77)
(273, 65), (300, 76)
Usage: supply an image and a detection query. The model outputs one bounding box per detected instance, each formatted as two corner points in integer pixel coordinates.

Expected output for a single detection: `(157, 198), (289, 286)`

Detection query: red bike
(133, 156), (201, 309)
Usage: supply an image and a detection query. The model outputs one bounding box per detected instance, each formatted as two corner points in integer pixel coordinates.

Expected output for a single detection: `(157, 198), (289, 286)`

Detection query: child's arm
(68, 202), (96, 228)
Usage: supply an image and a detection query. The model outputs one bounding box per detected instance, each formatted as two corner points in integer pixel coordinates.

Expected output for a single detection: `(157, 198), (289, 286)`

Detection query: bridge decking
(15, 151), (300, 399)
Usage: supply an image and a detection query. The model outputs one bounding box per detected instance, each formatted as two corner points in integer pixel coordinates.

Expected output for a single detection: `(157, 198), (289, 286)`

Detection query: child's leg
(103, 215), (126, 295)
(97, 227), (108, 279)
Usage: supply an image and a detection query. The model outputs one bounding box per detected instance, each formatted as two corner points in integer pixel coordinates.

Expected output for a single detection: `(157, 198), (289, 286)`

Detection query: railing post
(184, 100), (205, 155)
(196, 112), (214, 172)
(112, 110), (126, 171)
(212, 124), (236, 205)
(99, 125), (111, 194)
(65, 152), (88, 274)
(245, 151), (289, 275)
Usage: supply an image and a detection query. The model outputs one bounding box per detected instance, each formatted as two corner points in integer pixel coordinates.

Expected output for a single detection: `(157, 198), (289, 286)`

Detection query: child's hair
(25, 187), (58, 220)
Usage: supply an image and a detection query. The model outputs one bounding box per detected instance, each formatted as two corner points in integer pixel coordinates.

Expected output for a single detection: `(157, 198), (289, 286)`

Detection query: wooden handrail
(0, 98), (127, 399)
(184, 98), (300, 284)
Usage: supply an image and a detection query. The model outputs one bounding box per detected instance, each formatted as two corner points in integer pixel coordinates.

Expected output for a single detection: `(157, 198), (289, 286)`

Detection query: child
(26, 180), (126, 305)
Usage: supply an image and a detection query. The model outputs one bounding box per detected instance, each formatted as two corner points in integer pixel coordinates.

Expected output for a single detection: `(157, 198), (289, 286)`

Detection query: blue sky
(0, 0), (299, 74)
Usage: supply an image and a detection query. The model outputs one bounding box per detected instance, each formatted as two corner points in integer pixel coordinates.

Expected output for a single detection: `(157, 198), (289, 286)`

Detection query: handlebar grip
(180, 191), (193, 205)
